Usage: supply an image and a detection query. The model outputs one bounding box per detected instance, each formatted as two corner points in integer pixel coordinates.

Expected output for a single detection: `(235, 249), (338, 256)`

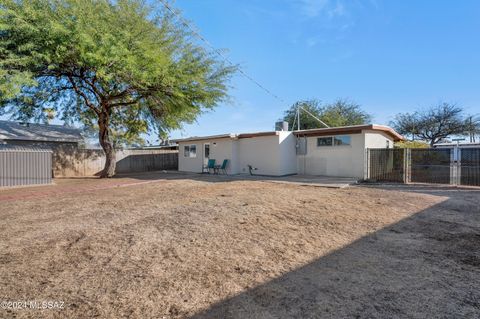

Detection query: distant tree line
(282, 99), (479, 147)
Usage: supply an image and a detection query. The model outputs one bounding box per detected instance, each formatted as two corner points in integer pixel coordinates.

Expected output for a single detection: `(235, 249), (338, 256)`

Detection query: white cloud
(328, 2), (346, 17)
(298, 0), (330, 17)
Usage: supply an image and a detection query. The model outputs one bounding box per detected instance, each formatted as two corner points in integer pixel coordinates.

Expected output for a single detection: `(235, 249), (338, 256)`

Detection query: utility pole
(297, 105), (301, 131)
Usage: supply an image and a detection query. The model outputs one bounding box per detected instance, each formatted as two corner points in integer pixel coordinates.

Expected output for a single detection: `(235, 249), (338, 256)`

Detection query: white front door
(203, 143), (210, 166)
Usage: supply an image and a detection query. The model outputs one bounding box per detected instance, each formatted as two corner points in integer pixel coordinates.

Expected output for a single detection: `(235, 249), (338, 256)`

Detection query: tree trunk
(98, 112), (116, 178)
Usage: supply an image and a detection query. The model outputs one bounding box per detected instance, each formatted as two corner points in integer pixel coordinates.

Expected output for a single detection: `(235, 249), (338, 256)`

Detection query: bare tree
(391, 103), (466, 146)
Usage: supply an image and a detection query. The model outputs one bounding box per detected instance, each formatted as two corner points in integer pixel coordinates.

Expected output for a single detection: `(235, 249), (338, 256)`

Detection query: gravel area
(0, 175), (479, 318)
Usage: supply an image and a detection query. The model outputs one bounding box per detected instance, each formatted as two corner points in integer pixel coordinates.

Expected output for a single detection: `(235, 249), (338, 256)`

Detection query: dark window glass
(317, 137), (333, 146)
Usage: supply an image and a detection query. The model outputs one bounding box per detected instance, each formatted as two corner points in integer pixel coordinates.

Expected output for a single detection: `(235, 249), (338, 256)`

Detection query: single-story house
(0, 120), (83, 149)
(172, 124), (404, 179)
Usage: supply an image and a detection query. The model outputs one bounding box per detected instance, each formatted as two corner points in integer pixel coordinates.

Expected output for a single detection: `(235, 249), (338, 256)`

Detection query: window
(386, 140), (390, 148)
(317, 135), (351, 147)
(183, 144), (197, 158)
(317, 137), (333, 147)
(334, 135), (351, 146)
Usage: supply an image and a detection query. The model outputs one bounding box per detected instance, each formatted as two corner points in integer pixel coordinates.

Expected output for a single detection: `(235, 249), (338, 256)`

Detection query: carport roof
(0, 120), (83, 143)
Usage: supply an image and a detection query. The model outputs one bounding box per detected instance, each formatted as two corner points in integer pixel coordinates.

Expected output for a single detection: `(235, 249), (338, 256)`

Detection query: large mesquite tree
(0, 0), (235, 177)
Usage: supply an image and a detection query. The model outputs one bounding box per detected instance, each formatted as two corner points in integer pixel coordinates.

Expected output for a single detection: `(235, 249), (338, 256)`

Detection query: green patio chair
(215, 159), (229, 175)
(203, 159), (216, 174)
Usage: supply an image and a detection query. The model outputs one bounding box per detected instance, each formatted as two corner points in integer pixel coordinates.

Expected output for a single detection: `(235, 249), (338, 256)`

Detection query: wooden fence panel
(53, 149), (178, 177)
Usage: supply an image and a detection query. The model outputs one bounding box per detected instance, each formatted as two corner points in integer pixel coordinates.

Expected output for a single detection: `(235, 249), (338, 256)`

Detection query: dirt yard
(0, 173), (479, 318)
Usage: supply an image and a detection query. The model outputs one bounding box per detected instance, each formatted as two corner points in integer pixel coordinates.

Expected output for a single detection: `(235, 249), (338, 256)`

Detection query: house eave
(293, 124), (404, 141)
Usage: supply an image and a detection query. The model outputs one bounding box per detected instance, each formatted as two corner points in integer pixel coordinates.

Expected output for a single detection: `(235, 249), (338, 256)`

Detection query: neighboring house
(0, 120), (83, 150)
(434, 142), (480, 149)
(173, 124), (404, 178)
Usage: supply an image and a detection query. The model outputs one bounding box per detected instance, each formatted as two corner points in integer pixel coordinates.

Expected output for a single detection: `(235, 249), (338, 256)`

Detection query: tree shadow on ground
(190, 186), (480, 319)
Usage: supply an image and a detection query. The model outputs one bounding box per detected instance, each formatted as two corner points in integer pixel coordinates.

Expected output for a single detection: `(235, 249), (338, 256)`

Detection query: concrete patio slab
(232, 174), (358, 188)
(115, 171), (358, 188)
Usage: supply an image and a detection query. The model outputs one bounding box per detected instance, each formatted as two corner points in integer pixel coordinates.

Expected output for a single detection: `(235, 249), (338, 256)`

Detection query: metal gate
(410, 149), (452, 184)
(367, 147), (480, 186)
(367, 148), (406, 182)
(460, 148), (480, 186)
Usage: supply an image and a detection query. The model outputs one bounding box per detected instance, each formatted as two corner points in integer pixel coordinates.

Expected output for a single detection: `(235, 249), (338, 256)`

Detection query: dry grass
(0, 175), (479, 318)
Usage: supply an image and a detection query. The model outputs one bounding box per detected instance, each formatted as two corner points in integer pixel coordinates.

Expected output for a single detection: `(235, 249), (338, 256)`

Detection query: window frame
(317, 135), (352, 147)
(183, 144), (197, 158)
(333, 135), (352, 146)
(317, 136), (333, 147)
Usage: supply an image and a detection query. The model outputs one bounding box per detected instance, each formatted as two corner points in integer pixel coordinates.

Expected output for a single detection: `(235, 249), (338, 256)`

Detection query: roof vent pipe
(275, 121), (289, 131)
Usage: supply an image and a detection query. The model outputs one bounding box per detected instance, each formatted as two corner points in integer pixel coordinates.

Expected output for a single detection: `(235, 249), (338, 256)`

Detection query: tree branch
(109, 98), (141, 108)
(67, 76), (100, 115)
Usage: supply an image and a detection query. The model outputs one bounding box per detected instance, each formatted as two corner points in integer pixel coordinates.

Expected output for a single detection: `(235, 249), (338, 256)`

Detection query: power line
(158, 0), (285, 103)
(159, 1), (330, 130)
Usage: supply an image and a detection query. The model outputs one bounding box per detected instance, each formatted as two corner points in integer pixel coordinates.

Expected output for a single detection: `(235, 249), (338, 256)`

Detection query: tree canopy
(390, 103), (467, 146)
(0, 0), (236, 176)
(282, 98), (372, 130)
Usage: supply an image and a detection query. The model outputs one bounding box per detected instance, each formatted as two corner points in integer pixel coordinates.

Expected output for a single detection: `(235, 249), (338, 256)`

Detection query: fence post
(405, 148), (411, 184)
(457, 148), (462, 186)
(364, 148), (369, 180)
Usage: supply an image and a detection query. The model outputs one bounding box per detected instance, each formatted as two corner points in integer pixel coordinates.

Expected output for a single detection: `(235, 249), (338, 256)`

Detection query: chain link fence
(410, 149), (452, 184)
(461, 148), (480, 186)
(367, 148), (406, 183)
(367, 147), (480, 186)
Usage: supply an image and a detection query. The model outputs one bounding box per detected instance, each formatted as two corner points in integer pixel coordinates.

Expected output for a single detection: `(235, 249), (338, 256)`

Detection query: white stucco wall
(364, 130), (394, 149)
(178, 133), (297, 176)
(297, 133), (366, 178)
(178, 141), (202, 173)
(236, 132), (297, 176)
(178, 130), (395, 178)
(278, 131), (298, 175)
(297, 131), (396, 178)
(238, 135), (280, 175)
(178, 138), (237, 174)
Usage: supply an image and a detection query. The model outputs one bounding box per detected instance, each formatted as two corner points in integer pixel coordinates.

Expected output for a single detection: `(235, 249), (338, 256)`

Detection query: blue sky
(168, 0), (480, 140)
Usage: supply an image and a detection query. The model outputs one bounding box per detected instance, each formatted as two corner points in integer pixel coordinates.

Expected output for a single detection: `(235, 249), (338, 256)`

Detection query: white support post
(405, 148), (411, 183)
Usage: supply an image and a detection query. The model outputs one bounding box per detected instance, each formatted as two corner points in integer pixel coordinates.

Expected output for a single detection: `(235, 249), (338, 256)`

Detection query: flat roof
(293, 124), (404, 141)
(171, 133), (237, 143)
(171, 131), (279, 143)
(172, 124), (404, 143)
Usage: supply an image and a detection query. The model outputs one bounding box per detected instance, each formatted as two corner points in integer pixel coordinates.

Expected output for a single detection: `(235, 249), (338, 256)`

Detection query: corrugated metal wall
(0, 145), (52, 187)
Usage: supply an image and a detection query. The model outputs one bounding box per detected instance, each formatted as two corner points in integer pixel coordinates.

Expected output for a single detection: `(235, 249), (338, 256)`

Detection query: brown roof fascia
(293, 125), (404, 141)
(238, 131), (278, 139)
(295, 129), (363, 137)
